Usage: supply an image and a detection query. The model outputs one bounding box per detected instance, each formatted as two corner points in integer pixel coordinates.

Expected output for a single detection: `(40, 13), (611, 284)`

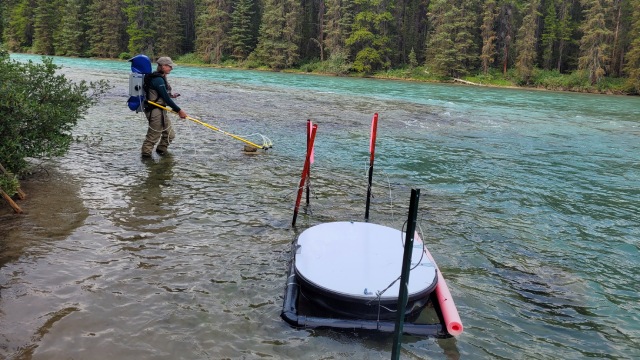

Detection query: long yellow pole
(146, 101), (266, 149)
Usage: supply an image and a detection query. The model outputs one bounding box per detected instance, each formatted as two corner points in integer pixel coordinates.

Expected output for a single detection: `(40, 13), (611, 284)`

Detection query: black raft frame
(280, 257), (453, 338)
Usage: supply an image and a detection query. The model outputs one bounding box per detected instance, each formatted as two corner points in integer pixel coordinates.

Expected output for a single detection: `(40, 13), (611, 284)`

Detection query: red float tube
(419, 234), (464, 336)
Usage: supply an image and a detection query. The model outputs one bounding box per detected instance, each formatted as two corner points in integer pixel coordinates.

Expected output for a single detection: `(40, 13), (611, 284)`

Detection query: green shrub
(375, 66), (413, 79)
(408, 48), (418, 69)
(176, 52), (206, 65)
(314, 51), (352, 75)
(622, 78), (639, 95)
(242, 53), (266, 69)
(0, 172), (19, 197)
(464, 70), (516, 86)
(221, 58), (238, 67)
(594, 76), (628, 94)
(528, 69), (585, 90)
(0, 54), (110, 176)
(299, 60), (320, 73)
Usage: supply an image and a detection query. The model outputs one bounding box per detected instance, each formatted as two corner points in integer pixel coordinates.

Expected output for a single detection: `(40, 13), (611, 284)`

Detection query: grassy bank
(353, 67), (633, 95)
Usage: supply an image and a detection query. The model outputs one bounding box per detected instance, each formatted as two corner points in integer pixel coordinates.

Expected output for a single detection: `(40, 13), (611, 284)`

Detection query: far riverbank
(171, 54), (639, 96)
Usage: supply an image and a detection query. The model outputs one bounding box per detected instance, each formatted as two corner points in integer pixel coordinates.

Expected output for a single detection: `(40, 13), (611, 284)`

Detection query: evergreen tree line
(1, 0), (639, 91)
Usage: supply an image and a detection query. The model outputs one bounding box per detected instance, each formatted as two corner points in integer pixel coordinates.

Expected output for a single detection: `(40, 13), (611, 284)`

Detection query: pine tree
(253, 0), (302, 69)
(87, 0), (128, 58)
(55, 0), (90, 56)
(624, 0), (640, 93)
(395, 0), (428, 66)
(196, 0), (231, 63)
(311, 0), (326, 61)
(324, 0), (354, 59)
(425, 0), (477, 77)
(124, 0), (155, 56)
(480, 0), (498, 74)
(33, 0), (62, 55)
(578, 0), (613, 84)
(555, 0), (576, 72)
(609, 0), (633, 77)
(298, 0), (323, 61)
(541, 0), (558, 70)
(179, 0), (197, 54)
(3, 0), (36, 51)
(515, 0), (540, 84)
(425, 0), (458, 76)
(408, 47), (417, 68)
(345, 0), (394, 73)
(455, 0), (479, 73)
(230, 0), (257, 61)
(154, 0), (184, 57)
(497, 0), (516, 75)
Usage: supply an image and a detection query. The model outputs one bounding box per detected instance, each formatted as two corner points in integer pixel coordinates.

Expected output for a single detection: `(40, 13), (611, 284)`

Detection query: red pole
(293, 124), (318, 227)
(306, 119), (312, 206)
(365, 113), (378, 221)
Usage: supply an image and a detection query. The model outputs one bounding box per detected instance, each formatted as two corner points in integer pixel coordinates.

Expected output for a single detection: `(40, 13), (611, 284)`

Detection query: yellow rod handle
(146, 101), (265, 149)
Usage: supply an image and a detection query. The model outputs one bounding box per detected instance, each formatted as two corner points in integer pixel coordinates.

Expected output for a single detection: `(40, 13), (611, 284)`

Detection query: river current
(1, 54), (639, 359)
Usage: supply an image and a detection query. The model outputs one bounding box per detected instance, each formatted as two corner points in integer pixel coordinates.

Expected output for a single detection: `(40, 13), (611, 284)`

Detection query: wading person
(141, 57), (188, 157)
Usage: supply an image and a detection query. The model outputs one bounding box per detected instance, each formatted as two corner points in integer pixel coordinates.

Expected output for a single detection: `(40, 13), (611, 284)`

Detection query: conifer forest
(1, 0), (639, 92)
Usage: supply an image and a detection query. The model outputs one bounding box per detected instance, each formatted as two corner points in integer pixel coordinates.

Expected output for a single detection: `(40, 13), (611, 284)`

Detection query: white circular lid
(295, 221), (437, 299)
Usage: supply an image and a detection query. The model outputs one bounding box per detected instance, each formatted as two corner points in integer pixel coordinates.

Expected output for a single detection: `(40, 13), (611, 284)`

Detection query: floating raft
(281, 222), (460, 338)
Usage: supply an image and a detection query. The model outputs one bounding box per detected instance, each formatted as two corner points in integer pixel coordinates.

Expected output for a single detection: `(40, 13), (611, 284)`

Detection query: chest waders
(144, 72), (172, 128)
(145, 91), (166, 128)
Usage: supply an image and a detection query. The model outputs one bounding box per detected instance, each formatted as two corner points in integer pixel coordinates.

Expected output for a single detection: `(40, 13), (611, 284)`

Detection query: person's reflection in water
(112, 155), (179, 235)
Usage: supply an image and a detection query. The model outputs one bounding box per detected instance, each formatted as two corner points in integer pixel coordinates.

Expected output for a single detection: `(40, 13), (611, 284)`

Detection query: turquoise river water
(0, 54), (639, 359)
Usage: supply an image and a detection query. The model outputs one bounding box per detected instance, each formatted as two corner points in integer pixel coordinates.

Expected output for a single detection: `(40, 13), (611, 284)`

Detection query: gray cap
(157, 57), (176, 68)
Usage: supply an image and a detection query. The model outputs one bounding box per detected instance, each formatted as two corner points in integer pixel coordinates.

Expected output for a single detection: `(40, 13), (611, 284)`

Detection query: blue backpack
(127, 54), (152, 112)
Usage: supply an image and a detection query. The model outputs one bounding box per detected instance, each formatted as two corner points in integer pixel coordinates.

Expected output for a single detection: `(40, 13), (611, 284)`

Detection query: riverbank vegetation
(0, 45), (109, 209)
(1, 0), (639, 95)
